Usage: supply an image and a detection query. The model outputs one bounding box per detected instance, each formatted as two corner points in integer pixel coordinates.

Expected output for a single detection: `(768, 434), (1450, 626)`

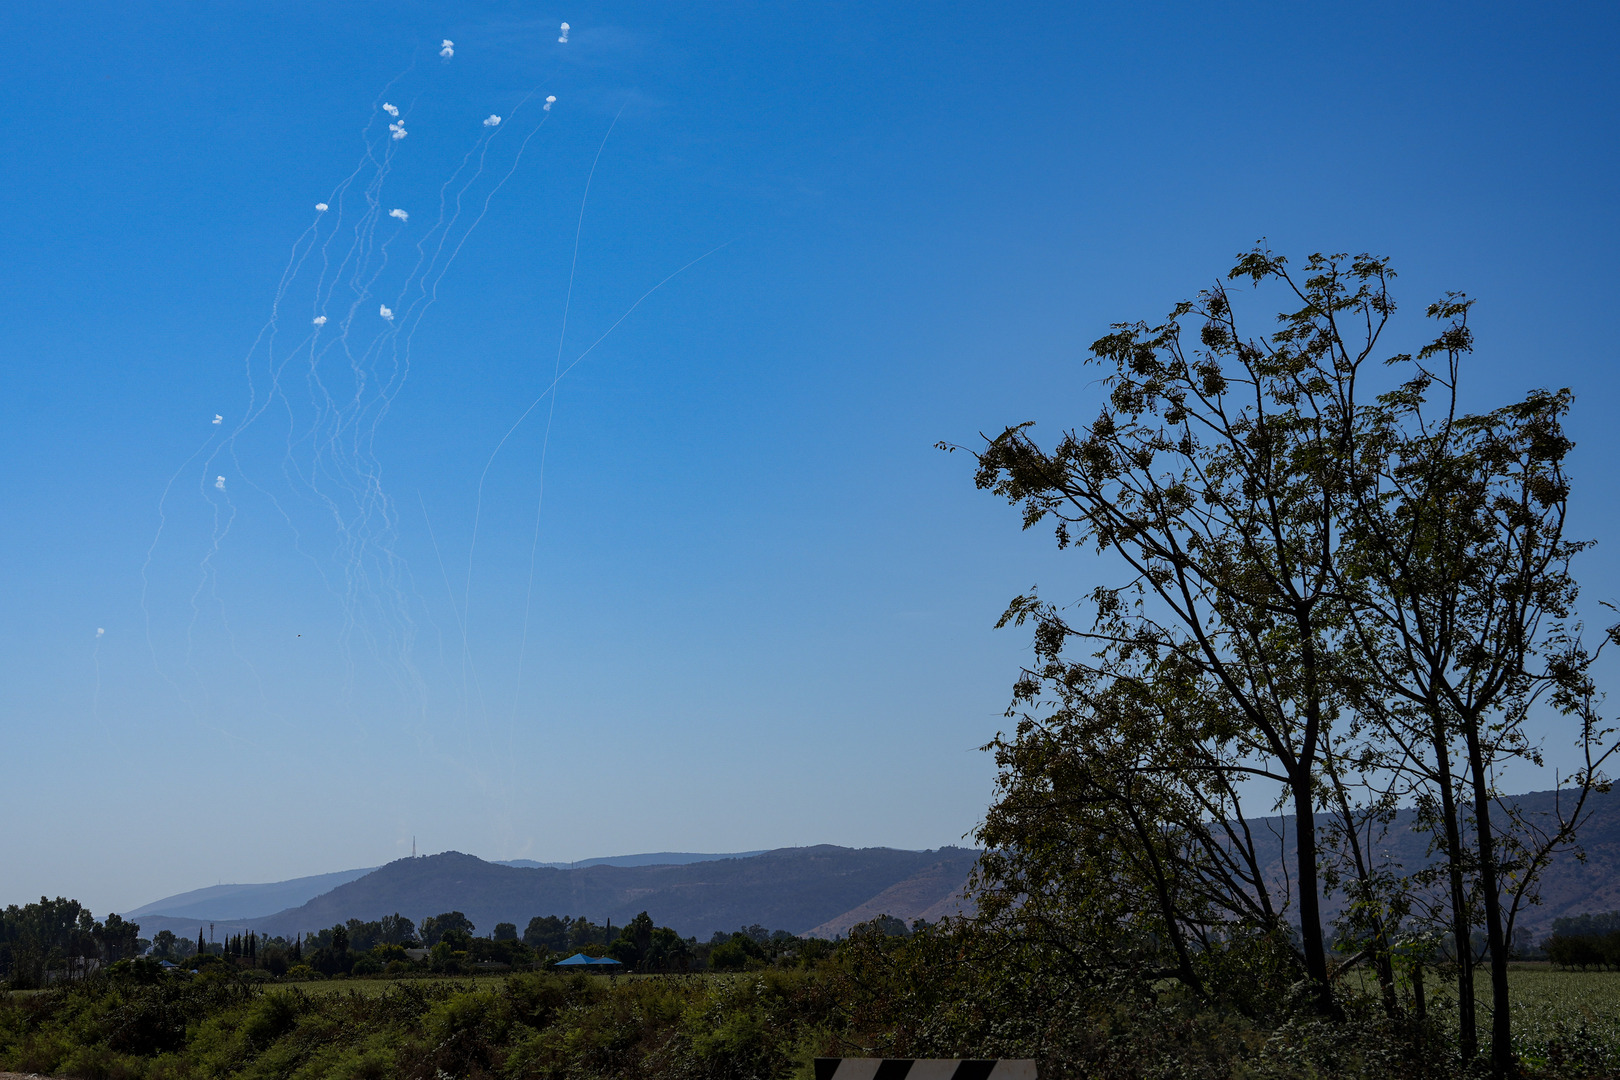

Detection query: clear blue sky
(3, 2), (1618, 915)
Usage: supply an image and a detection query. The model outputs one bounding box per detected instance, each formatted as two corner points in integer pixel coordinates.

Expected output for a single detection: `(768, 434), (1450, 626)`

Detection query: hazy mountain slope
(121, 790), (1620, 951)
(498, 851), (768, 870)
(805, 857), (977, 938)
(245, 846), (982, 940)
(124, 867), (377, 921)
(1238, 787), (1620, 943)
(129, 854), (767, 924)
(132, 914), (261, 942)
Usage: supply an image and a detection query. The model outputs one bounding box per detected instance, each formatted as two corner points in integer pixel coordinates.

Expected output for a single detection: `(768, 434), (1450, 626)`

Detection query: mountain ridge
(120, 788), (1620, 950)
(129, 846), (981, 943)
(125, 851), (773, 922)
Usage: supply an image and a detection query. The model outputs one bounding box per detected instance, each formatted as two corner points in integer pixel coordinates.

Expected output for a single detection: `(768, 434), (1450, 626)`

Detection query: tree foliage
(964, 246), (1617, 1075)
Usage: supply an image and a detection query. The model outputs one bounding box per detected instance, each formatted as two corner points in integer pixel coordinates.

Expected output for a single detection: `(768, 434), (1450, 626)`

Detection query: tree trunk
(1291, 777), (1335, 1016)
(1465, 730), (1514, 1077)
(1432, 722), (1478, 1062)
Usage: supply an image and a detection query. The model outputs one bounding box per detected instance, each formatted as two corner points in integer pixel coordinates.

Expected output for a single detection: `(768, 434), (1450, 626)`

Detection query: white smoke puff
(439, 39), (454, 58)
(383, 102), (399, 117)
(315, 202), (328, 212)
(543, 95), (556, 111)
(558, 22), (570, 43)
(389, 208), (409, 222)
(389, 121), (408, 141)
(96, 628), (104, 638)
(380, 304), (394, 320)
(212, 414), (222, 425)
(483, 114), (501, 127)
(313, 315), (327, 326)
(215, 476), (226, 491)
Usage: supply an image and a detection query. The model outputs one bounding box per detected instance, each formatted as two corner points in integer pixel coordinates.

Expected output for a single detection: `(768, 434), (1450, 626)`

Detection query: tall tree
(967, 247), (1616, 1071)
(1338, 292), (1617, 1074)
(969, 249), (1401, 1014)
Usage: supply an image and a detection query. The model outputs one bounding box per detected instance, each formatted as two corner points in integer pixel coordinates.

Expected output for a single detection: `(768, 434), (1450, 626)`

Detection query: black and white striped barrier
(814, 1060), (1036, 1080)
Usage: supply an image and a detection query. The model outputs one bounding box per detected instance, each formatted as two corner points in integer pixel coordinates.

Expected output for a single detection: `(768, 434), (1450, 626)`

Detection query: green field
(281, 974), (511, 997)
(1494, 968), (1620, 1071)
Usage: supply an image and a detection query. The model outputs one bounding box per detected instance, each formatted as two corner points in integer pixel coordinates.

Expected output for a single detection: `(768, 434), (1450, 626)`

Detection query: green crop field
(282, 974), (505, 997)
(1497, 968), (1620, 1071)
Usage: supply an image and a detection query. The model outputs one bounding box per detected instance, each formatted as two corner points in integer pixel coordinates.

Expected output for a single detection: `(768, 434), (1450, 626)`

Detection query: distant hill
(127, 852), (769, 924)
(124, 867), (377, 922)
(130, 846), (980, 943)
(806, 856), (978, 938)
(497, 851), (769, 870)
(123, 789), (1620, 951)
(1236, 787), (1620, 944)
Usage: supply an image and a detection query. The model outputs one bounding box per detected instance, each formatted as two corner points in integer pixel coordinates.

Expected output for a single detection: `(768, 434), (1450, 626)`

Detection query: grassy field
(1351, 966), (1620, 1072)
(282, 974), (510, 997)
(1495, 967), (1620, 1071)
(279, 971), (680, 996)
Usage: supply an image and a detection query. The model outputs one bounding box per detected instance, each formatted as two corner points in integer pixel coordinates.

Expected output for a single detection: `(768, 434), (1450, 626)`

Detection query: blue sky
(2, 2), (1618, 915)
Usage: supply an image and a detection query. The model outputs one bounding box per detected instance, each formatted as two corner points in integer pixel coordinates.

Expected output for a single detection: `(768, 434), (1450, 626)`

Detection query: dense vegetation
(8, 923), (1620, 1080)
(1, 899), (143, 989)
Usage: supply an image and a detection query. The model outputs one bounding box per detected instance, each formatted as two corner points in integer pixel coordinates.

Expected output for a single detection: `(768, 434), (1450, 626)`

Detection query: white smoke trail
(144, 63), (427, 742)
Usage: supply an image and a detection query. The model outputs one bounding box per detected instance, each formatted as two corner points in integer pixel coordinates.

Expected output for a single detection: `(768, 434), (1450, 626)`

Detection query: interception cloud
(96, 628), (104, 638)
(483, 115), (501, 127)
(212, 414), (222, 425)
(379, 304), (394, 321)
(313, 315), (327, 326)
(543, 95), (556, 112)
(558, 22), (570, 43)
(383, 103), (399, 118)
(389, 121), (408, 141)
(315, 202), (329, 212)
(439, 39), (454, 59)
(389, 208), (409, 222)
(214, 476), (226, 491)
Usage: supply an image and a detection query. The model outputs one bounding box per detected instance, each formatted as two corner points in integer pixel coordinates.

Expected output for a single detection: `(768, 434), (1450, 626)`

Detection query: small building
(554, 953), (623, 973)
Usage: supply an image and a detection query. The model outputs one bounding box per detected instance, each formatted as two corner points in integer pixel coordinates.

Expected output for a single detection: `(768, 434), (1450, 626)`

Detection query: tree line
(0, 898), (141, 987)
(2, 893), (876, 991)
